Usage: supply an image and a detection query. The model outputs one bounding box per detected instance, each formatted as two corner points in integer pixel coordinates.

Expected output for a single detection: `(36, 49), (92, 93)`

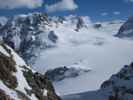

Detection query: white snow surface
(0, 16), (8, 26)
(32, 18), (133, 95)
(0, 45), (10, 56)
(96, 20), (124, 35)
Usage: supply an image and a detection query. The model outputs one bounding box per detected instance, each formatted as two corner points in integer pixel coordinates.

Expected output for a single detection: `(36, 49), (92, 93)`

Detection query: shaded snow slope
(62, 63), (133, 100)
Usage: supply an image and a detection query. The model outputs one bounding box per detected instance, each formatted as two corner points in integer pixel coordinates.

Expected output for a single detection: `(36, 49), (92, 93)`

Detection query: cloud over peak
(113, 11), (120, 15)
(0, 0), (43, 9)
(101, 12), (108, 16)
(124, 0), (133, 3)
(46, 0), (78, 13)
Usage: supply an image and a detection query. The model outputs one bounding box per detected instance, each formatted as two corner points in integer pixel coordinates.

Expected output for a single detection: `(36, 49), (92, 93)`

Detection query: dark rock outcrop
(100, 62), (133, 100)
(0, 89), (12, 100)
(93, 23), (102, 29)
(0, 44), (18, 89)
(116, 16), (133, 38)
(45, 66), (90, 82)
(75, 17), (85, 31)
(48, 31), (58, 43)
(23, 68), (60, 100)
(0, 13), (53, 65)
(0, 43), (60, 100)
(62, 63), (133, 100)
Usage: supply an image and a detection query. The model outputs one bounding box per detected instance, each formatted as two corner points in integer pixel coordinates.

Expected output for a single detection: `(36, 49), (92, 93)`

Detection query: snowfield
(0, 13), (133, 98)
(32, 17), (133, 95)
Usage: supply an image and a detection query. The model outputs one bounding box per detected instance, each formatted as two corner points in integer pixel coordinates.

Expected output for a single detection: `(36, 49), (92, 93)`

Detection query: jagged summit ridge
(0, 13), (90, 65)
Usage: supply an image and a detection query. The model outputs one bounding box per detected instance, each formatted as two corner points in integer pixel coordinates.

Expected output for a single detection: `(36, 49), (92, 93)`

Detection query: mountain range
(0, 13), (133, 100)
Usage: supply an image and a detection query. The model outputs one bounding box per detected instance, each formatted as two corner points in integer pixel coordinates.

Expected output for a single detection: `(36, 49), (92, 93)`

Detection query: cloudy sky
(0, 0), (133, 21)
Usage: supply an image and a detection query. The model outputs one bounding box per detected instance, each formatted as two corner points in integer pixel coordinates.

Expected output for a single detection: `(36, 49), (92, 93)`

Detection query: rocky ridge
(0, 42), (60, 100)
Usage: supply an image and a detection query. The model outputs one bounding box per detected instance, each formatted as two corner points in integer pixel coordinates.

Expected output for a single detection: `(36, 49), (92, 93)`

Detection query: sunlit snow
(33, 17), (133, 95)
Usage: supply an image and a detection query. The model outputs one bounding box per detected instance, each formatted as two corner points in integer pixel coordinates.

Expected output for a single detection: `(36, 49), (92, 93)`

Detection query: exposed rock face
(93, 23), (102, 29)
(0, 45), (18, 89)
(100, 62), (133, 100)
(48, 31), (58, 43)
(75, 17), (85, 31)
(0, 57), (18, 88)
(0, 43), (60, 100)
(116, 16), (133, 38)
(45, 66), (90, 82)
(23, 69), (60, 100)
(0, 13), (58, 64)
(62, 63), (133, 100)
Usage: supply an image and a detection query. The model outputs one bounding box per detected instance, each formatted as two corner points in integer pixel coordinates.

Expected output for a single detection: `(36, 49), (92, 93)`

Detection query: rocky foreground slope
(0, 42), (60, 100)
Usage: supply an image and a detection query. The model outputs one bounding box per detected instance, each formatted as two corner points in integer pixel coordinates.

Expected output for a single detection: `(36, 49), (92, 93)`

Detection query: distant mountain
(116, 16), (133, 38)
(0, 12), (132, 99)
(0, 13), (123, 65)
(62, 62), (133, 100)
(94, 20), (124, 35)
(0, 13), (91, 65)
(0, 13), (58, 65)
(0, 42), (60, 100)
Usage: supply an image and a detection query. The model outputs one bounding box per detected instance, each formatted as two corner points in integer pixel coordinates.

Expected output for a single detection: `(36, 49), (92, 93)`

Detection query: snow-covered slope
(0, 42), (60, 100)
(0, 13), (58, 64)
(94, 20), (124, 35)
(0, 14), (123, 65)
(0, 13), (132, 96)
(32, 15), (133, 95)
(50, 38), (133, 95)
(116, 16), (133, 38)
(62, 62), (133, 100)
